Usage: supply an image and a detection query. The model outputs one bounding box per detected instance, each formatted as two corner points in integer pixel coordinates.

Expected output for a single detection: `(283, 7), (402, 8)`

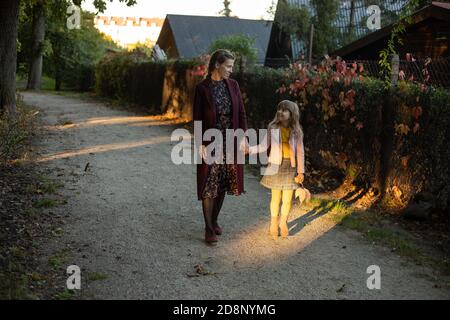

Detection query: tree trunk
(26, 0), (46, 91)
(0, 0), (20, 116)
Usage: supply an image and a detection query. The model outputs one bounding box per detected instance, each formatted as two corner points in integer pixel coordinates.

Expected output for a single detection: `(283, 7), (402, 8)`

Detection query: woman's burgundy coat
(193, 77), (248, 201)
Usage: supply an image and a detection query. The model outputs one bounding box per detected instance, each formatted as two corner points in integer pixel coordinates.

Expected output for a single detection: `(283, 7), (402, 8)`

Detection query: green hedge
(95, 53), (166, 112)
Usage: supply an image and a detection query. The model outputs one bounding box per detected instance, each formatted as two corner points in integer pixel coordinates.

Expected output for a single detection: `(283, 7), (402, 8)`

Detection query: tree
(310, 0), (340, 58)
(219, 0), (232, 17)
(0, 0), (20, 116)
(26, 0), (46, 90)
(268, 0), (311, 62)
(26, 0), (137, 91)
(43, 7), (120, 91)
(209, 34), (258, 75)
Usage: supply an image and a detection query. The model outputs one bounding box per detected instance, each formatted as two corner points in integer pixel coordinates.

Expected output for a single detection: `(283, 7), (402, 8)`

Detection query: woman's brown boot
(269, 216), (279, 240)
(280, 214), (289, 238)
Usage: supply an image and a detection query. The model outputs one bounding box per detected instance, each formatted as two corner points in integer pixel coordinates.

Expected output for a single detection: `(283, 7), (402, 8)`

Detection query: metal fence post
(391, 54), (399, 87)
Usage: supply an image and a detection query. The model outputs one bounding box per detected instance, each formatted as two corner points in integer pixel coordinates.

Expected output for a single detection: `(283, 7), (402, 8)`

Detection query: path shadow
(288, 202), (336, 236)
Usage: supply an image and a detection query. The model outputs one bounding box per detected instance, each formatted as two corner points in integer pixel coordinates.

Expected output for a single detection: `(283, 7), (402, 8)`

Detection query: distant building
(94, 16), (164, 49)
(155, 14), (273, 63)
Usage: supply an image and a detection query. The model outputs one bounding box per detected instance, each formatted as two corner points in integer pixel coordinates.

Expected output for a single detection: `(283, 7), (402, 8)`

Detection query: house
(155, 14), (273, 63)
(331, 1), (450, 60)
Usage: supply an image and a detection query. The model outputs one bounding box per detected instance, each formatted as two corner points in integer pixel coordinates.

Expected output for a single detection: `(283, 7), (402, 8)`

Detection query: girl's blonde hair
(268, 100), (304, 140)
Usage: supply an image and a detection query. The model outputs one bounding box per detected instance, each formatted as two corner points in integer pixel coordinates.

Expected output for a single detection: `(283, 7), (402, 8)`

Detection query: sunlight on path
(36, 136), (172, 162)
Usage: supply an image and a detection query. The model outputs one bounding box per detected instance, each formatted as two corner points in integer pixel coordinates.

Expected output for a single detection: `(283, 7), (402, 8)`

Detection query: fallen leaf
(336, 284), (346, 293)
(401, 156), (410, 167)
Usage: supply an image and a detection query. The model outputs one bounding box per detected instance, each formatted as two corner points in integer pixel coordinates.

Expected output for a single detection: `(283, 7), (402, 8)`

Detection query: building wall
(155, 21), (179, 59)
(94, 16), (164, 49)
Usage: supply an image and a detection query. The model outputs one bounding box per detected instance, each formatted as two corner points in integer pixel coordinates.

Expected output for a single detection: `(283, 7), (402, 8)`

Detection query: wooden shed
(332, 1), (450, 60)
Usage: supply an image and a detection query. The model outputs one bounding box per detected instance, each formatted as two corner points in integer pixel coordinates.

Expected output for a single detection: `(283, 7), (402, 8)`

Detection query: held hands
(295, 174), (304, 184)
(239, 139), (250, 155)
(201, 140), (250, 160)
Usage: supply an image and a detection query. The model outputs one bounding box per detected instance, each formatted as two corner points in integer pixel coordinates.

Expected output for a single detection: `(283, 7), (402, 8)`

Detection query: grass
(87, 272), (108, 281)
(27, 175), (64, 195)
(16, 75), (55, 91)
(48, 250), (70, 269)
(304, 197), (450, 274)
(54, 289), (76, 300)
(9, 246), (26, 258)
(338, 209), (450, 273)
(23, 207), (40, 217)
(0, 96), (38, 165)
(33, 198), (61, 209)
(39, 176), (65, 194)
(0, 260), (36, 299)
(326, 200), (353, 224)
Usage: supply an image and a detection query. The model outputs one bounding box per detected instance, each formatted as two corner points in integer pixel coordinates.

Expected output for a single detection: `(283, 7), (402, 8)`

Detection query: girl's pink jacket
(248, 127), (305, 175)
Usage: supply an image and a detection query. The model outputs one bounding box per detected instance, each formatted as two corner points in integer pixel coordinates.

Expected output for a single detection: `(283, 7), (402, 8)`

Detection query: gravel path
(22, 91), (449, 300)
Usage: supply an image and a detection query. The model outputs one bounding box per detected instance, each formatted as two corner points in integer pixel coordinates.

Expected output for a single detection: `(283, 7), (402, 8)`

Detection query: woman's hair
(207, 49), (235, 76)
(268, 100), (304, 140)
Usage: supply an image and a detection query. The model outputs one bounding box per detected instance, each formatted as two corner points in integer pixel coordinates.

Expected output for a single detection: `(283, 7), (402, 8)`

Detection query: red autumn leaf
(346, 89), (356, 99)
(336, 60), (346, 73)
(344, 76), (351, 86)
(322, 89), (331, 102)
(412, 106), (423, 120)
(356, 122), (364, 130)
(339, 91), (345, 103)
(395, 123), (410, 136)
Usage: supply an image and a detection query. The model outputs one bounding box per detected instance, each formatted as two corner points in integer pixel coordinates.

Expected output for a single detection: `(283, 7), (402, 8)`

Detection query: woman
(193, 49), (249, 245)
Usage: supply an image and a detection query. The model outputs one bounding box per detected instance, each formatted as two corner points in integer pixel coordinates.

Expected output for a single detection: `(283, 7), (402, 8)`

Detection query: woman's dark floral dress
(202, 79), (239, 199)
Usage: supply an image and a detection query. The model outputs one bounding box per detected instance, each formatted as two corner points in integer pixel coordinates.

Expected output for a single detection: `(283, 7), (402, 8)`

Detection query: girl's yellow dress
(260, 126), (299, 190)
(281, 127), (291, 159)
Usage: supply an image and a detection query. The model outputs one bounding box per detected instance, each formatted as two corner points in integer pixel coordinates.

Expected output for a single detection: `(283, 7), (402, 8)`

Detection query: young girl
(244, 100), (305, 240)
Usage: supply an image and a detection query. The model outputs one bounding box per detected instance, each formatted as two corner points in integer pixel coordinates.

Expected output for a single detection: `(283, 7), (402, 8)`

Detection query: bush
(95, 52), (167, 112)
(237, 66), (288, 129)
(0, 95), (37, 165)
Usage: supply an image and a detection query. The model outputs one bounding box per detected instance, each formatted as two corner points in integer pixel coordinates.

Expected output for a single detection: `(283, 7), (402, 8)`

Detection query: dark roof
(159, 14), (273, 62)
(332, 1), (450, 58)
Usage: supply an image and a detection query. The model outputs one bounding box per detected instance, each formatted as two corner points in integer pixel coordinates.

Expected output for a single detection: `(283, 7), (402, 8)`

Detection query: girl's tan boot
(269, 216), (279, 240)
(280, 214), (289, 238)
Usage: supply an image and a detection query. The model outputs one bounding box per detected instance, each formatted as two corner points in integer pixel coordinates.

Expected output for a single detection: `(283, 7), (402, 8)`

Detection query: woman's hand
(199, 145), (207, 160)
(295, 174), (304, 184)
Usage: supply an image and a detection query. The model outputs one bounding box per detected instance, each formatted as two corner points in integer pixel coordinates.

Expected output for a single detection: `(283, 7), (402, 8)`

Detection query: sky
(81, 0), (277, 20)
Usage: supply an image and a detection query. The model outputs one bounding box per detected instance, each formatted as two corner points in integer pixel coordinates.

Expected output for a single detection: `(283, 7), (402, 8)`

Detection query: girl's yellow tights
(270, 189), (294, 218)
(270, 189), (293, 237)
